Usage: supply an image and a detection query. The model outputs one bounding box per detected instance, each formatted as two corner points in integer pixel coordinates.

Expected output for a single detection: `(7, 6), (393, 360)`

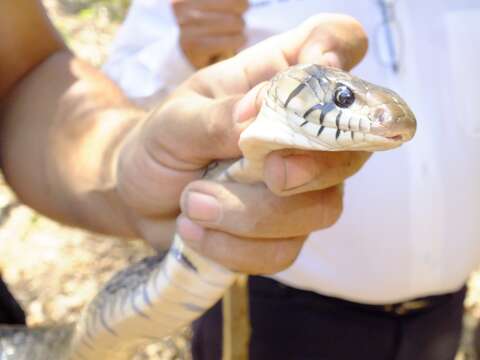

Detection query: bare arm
(0, 0), (64, 97)
(0, 0), (144, 236)
(0, 3), (370, 273)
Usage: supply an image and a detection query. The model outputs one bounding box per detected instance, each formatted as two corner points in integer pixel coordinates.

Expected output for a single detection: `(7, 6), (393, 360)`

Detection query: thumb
(145, 83), (267, 169)
(297, 14), (369, 70)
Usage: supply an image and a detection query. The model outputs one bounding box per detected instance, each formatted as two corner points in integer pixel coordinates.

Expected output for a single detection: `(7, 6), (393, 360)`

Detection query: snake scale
(0, 64), (416, 359)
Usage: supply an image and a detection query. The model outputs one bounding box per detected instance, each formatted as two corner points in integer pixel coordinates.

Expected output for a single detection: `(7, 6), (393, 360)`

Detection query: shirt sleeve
(102, 0), (195, 102)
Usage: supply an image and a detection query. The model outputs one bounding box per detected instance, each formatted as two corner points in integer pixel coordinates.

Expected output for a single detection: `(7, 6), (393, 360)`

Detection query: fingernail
(177, 216), (205, 242)
(185, 192), (222, 222)
(283, 155), (316, 190)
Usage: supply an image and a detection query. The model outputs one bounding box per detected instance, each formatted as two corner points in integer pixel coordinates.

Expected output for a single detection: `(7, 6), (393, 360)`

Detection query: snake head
(266, 64), (417, 151)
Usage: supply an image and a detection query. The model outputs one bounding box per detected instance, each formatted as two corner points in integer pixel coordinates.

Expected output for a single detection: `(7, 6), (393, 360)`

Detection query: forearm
(0, 50), (145, 237)
(0, 0), (64, 97)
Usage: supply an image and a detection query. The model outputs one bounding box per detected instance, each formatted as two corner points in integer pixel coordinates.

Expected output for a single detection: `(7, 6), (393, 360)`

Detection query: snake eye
(334, 85), (355, 108)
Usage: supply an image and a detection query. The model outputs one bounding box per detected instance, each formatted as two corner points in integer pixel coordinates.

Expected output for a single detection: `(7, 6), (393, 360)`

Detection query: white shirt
(104, 0), (480, 304)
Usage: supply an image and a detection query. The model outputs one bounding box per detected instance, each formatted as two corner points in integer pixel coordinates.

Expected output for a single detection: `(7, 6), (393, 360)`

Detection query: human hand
(116, 14), (369, 273)
(170, 0), (248, 69)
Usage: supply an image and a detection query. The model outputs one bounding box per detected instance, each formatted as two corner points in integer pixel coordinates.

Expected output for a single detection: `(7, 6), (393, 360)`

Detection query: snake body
(0, 64), (416, 359)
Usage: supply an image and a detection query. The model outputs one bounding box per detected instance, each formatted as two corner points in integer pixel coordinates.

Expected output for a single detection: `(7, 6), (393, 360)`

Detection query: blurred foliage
(44, 0), (124, 65)
(59, 0), (131, 22)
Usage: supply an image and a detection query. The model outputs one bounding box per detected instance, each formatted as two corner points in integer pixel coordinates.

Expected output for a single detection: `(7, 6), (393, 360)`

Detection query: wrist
(46, 105), (147, 238)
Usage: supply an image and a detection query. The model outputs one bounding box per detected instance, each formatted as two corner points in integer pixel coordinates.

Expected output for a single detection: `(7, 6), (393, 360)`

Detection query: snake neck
(64, 238), (236, 360)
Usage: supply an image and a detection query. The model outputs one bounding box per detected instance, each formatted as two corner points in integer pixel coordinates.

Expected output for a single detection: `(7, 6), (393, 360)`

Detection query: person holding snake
(103, 0), (480, 359)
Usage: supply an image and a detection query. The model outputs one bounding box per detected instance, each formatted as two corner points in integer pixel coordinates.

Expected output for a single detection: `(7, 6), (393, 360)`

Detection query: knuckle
(204, 101), (237, 148)
(206, 116), (229, 145)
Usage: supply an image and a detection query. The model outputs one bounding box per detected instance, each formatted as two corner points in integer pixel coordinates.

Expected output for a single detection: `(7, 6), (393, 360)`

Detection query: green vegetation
(59, 0), (131, 21)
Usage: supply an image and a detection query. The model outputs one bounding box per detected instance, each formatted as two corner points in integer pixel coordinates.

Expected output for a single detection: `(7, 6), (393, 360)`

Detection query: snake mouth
(385, 134), (404, 141)
(371, 124), (415, 143)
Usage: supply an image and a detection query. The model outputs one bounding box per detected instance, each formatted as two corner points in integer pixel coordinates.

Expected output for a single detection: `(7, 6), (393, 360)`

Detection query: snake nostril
(374, 108), (386, 123)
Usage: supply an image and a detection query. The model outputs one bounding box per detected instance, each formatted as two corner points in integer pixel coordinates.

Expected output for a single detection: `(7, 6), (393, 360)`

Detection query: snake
(0, 64), (416, 359)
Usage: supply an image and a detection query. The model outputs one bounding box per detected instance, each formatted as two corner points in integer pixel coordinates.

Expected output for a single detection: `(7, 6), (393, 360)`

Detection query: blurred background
(43, 0), (129, 65)
(0, 1), (479, 359)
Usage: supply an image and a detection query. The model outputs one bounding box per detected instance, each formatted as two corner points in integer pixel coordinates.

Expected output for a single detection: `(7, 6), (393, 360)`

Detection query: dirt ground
(0, 1), (478, 359)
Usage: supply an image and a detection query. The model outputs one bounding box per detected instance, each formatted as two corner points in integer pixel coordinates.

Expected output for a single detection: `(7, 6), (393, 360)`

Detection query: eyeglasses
(374, 0), (403, 73)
